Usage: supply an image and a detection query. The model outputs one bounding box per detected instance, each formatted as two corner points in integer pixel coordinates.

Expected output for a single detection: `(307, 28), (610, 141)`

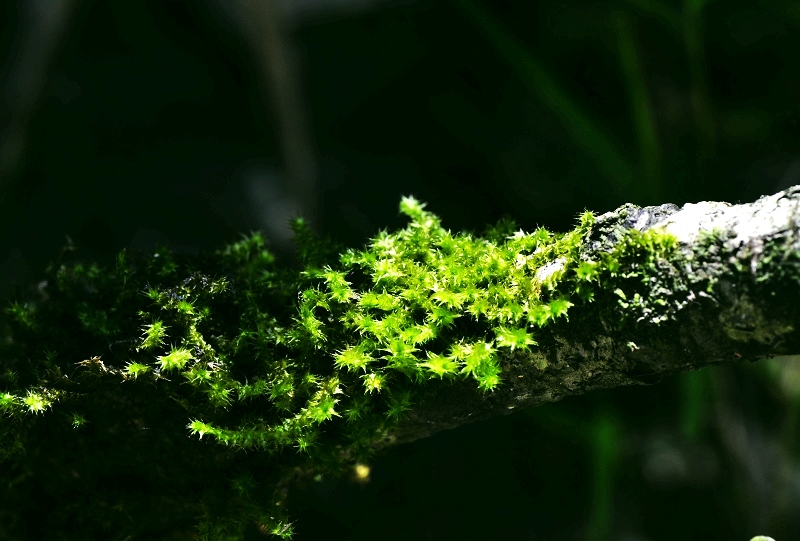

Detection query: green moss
(22, 390), (52, 414)
(125, 361), (151, 379)
(158, 347), (194, 371)
(0, 196), (685, 539)
(139, 320), (168, 350)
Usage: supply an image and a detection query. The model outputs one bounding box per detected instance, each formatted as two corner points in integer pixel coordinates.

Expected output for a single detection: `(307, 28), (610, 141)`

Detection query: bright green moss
(158, 347), (193, 371)
(494, 325), (537, 351)
(0, 196), (683, 539)
(139, 320), (168, 350)
(362, 372), (385, 393)
(125, 361), (151, 379)
(421, 351), (459, 378)
(334, 345), (374, 373)
(22, 390), (51, 414)
(0, 391), (18, 413)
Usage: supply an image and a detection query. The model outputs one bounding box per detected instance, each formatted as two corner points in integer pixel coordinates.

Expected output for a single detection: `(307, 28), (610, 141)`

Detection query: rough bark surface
(385, 186), (800, 448)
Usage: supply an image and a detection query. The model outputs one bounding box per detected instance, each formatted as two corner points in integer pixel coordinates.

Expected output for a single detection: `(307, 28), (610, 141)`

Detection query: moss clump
(0, 197), (678, 539)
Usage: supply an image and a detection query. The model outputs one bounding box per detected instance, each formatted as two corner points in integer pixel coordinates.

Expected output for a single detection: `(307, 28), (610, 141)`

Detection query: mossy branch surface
(1, 187), (799, 539)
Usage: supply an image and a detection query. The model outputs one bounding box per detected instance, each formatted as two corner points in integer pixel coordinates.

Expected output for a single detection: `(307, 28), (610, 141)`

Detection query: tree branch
(2, 186), (799, 538)
(387, 186), (800, 447)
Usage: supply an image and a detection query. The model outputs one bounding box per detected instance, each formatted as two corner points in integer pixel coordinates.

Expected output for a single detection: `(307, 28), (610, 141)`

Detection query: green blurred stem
(587, 410), (621, 541)
(782, 392), (800, 460)
(452, 0), (635, 199)
(614, 10), (663, 203)
(679, 370), (708, 441)
(683, 0), (716, 182)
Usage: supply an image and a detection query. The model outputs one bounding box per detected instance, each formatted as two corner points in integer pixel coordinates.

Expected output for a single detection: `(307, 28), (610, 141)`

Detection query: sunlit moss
(0, 196), (682, 538)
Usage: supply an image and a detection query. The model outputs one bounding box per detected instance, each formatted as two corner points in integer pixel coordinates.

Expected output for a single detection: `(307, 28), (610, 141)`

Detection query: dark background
(2, 1), (800, 539)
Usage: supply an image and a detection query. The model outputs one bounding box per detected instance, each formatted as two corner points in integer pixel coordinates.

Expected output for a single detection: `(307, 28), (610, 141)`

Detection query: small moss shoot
(0, 197), (680, 539)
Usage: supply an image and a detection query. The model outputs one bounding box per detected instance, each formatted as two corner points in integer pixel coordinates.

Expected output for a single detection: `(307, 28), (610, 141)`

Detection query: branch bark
(385, 186), (800, 448)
